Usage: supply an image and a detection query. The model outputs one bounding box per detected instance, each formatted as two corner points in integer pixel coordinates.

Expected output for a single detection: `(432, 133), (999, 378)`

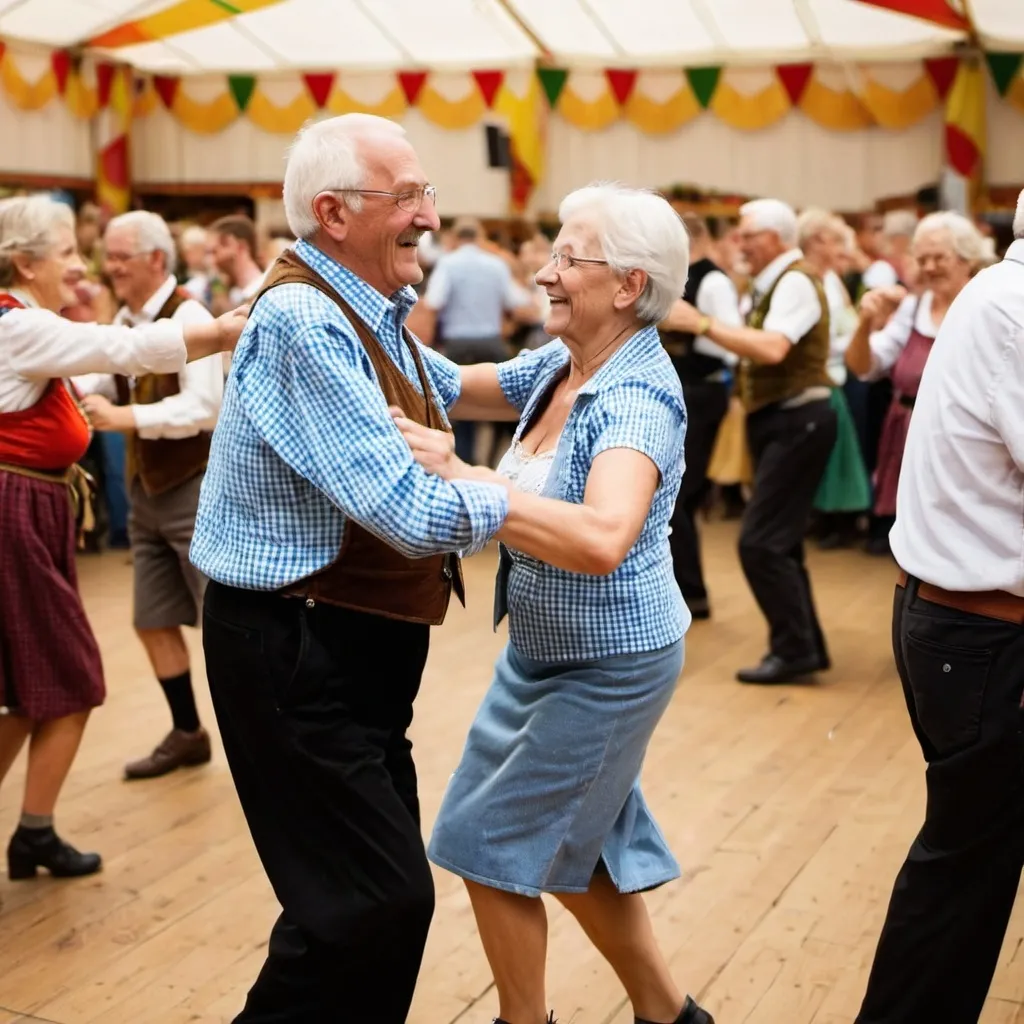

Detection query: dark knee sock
(159, 671), (201, 733)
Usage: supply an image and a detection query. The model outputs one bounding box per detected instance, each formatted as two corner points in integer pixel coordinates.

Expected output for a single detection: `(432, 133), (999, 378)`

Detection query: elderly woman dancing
(0, 195), (239, 879)
(392, 184), (713, 1024)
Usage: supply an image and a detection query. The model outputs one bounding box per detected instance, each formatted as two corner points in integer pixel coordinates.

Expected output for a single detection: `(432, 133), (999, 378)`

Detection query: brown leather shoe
(124, 727), (212, 780)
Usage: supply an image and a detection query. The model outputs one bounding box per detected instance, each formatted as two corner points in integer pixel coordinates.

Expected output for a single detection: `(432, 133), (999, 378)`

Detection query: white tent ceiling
(0, 0), (1020, 74)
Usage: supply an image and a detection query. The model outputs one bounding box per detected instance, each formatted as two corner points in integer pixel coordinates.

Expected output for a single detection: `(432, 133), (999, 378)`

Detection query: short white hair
(796, 207), (844, 248)
(283, 113), (406, 240)
(1014, 188), (1024, 239)
(883, 209), (918, 238)
(740, 198), (798, 248)
(0, 194), (74, 288)
(557, 183), (689, 323)
(179, 224), (207, 249)
(913, 210), (986, 265)
(106, 210), (177, 273)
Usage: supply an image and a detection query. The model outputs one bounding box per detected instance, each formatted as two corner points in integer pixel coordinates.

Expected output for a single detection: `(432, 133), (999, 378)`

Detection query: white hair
(913, 210), (986, 265)
(0, 194), (74, 288)
(179, 224), (208, 249)
(557, 183), (689, 323)
(106, 210), (177, 273)
(283, 113), (406, 240)
(796, 207), (844, 248)
(1014, 188), (1024, 239)
(883, 209), (918, 238)
(740, 198), (798, 248)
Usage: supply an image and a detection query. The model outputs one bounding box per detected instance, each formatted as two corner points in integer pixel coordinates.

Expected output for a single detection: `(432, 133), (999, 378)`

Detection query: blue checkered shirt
(495, 326), (690, 661)
(189, 239), (509, 590)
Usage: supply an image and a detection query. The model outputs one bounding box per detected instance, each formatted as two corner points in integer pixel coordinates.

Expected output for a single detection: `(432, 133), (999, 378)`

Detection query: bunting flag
(472, 70), (504, 108)
(985, 52), (1023, 96)
(398, 71), (427, 106)
(495, 74), (546, 213)
(923, 56), (959, 99)
(95, 64), (132, 215)
(686, 67), (720, 109)
(228, 74), (256, 112)
(303, 73), (334, 108)
(50, 50), (70, 95)
(944, 57), (986, 204)
(88, 0), (285, 48)
(605, 69), (638, 105)
(851, 0), (969, 31)
(776, 64), (813, 105)
(537, 67), (568, 108)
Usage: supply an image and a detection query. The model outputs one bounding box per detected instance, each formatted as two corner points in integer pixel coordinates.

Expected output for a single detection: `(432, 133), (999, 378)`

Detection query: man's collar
(295, 238), (418, 332)
(752, 248), (803, 297)
(121, 275), (177, 325)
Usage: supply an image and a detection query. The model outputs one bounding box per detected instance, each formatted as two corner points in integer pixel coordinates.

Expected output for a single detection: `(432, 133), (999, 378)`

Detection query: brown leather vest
(114, 287), (212, 497)
(737, 259), (833, 413)
(252, 248), (465, 626)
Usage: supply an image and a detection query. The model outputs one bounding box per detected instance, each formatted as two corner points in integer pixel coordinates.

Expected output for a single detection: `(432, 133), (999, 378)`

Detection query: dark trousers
(202, 581), (435, 1023)
(669, 380), (730, 604)
(857, 580), (1024, 1023)
(739, 399), (837, 662)
(443, 335), (509, 463)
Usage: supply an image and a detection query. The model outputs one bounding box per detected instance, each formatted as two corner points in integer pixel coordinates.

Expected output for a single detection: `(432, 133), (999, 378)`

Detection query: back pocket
(904, 634), (992, 758)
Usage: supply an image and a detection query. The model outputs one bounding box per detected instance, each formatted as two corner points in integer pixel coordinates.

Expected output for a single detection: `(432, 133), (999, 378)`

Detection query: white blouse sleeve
(5, 307), (186, 381)
(863, 295), (917, 381)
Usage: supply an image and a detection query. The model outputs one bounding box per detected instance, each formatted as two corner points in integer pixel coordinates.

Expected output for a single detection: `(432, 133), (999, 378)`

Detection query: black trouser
(739, 398), (837, 662)
(857, 580), (1024, 1024)
(669, 379), (730, 604)
(202, 582), (435, 1023)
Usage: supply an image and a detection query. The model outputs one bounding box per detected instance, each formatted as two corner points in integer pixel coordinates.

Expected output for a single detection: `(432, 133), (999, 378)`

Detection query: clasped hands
(389, 407), (469, 481)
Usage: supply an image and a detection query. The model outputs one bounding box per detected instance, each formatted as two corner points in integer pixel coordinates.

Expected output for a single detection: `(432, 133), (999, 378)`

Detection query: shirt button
(442, 565), (453, 580)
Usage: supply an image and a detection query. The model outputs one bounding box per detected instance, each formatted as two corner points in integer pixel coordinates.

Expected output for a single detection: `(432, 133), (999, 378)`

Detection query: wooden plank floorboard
(0, 520), (1021, 1022)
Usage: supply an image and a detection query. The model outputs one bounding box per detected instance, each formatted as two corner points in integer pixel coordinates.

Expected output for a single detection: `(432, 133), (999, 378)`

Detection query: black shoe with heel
(636, 994), (715, 1024)
(7, 827), (102, 880)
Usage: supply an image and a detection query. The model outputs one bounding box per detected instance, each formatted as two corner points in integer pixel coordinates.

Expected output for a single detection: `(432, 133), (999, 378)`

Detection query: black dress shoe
(636, 994), (715, 1024)
(7, 827), (102, 880)
(736, 653), (826, 685)
(492, 1013), (557, 1023)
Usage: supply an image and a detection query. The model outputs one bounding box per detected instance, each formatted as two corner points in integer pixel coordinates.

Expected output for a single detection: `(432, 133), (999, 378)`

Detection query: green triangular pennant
(984, 51), (1022, 97)
(228, 74), (256, 112)
(537, 67), (568, 108)
(686, 66), (721, 109)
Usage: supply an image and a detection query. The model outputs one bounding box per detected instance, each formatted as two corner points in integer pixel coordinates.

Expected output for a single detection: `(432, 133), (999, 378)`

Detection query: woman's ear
(11, 252), (35, 283)
(614, 267), (647, 311)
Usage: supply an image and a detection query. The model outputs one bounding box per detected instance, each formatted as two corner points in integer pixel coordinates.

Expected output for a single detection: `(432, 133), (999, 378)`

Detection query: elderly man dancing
(190, 115), (511, 1022)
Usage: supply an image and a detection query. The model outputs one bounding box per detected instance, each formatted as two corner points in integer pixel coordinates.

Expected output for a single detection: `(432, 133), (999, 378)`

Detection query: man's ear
(614, 267), (647, 311)
(312, 192), (351, 244)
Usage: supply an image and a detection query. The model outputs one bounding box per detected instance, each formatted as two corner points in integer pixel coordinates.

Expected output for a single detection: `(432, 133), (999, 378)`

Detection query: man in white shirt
(208, 214), (265, 308)
(855, 192), (1024, 1024)
(659, 213), (742, 619)
(76, 211), (223, 781)
(671, 199), (835, 684)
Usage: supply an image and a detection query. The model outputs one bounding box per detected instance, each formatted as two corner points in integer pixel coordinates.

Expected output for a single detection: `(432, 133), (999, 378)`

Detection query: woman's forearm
(844, 318), (874, 377)
(183, 321), (228, 363)
(450, 364), (521, 421)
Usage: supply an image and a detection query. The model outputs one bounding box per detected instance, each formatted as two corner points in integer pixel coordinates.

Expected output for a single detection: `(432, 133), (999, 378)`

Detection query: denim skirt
(427, 639), (684, 897)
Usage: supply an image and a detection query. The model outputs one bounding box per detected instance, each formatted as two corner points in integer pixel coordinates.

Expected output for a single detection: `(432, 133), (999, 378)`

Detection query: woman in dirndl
(0, 195), (241, 881)
(392, 184), (713, 1024)
(796, 209), (871, 545)
(845, 212), (985, 555)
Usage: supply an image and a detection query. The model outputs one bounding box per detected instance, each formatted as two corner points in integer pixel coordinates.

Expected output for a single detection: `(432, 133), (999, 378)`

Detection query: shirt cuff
(136, 321), (187, 375)
(450, 478), (509, 555)
(130, 402), (168, 433)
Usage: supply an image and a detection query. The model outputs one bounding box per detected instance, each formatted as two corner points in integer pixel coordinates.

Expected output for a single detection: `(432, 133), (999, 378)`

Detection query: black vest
(659, 257), (728, 384)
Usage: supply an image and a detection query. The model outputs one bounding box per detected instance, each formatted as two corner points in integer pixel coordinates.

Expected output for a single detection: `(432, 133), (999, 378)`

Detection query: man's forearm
(704, 320), (790, 365)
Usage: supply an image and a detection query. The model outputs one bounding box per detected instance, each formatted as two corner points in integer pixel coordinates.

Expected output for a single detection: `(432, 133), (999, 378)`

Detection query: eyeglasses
(550, 251), (609, 271)
(331, 185), (438, 212)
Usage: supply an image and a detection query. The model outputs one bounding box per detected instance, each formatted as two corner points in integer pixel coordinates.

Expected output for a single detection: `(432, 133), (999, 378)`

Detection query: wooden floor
(2, 520), (1023, 1024)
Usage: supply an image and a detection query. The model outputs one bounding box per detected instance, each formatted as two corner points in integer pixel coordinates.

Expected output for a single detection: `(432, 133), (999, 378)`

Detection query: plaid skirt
(0, 469), (105, 719)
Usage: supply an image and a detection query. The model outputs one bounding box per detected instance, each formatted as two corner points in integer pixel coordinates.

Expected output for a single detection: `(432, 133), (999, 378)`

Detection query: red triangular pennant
(850, 0), (968, 31)
(605, 68), (637, 105)
(473, 70), (504, 108)
(0, 42), (6, 64)
(924, 56), (959, 100)
(776, 64), (813, 105)
(153, 75), (179, 110)
(398, 71), (428, 106)
(100, 136), (129, 192)
(303, 73), (334, 108)
(51, 50), (71, 95)
(96, 63), (115, 109)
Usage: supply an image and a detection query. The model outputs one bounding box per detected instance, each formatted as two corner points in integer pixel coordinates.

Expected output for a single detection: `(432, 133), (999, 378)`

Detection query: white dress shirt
(74, 275), (223, 440)
(859, 291), (938, 381)
(746, 249), (824, 344)
(0, 288), (186, 414)
(890, 239), (1024, 596)
(693, 269), (741, 366)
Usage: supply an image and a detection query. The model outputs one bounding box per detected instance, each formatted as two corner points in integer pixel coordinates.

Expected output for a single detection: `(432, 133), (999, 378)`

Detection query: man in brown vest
(77, 211), (223, 776)
(188, 114), (511, 1022)
(668, 198), (837, 684)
